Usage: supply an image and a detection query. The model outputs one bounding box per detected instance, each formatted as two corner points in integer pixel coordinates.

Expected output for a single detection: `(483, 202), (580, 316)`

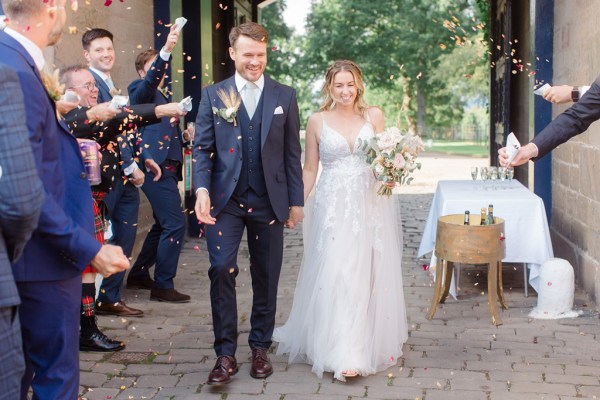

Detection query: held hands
(543, 85), (573, 104)
(144, 159), (162, 181)
(163, 25), (180, 53)
(285, 206), (304, 229)
(194, 189), (216, 225)
(91, 244), (130, 278)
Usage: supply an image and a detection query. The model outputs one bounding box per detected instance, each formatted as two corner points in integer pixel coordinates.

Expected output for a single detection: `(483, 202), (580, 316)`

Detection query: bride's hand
(285, 206), (304, 229)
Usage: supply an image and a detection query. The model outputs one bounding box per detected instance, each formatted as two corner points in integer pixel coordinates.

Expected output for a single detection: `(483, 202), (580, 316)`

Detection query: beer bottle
(480, 207), (487, 225)
(464, 210), (470, 225)
(487, 204), (494, 225)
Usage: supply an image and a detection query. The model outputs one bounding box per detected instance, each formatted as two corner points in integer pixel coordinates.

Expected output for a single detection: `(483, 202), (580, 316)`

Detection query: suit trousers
(17, 276), (81, 400)
(98, 179), (140, 303)
(205, 191), (284, 356)
(0, 306), (24, 400)
(129, 166), (185, 289)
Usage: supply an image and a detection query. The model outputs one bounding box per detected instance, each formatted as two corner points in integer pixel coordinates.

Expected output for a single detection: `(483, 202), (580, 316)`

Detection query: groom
(193, 22), (304, 385)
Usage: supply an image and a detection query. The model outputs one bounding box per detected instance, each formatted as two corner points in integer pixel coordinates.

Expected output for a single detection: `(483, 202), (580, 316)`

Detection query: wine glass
(471, 166), (478, 186)
(499, 166), (507, 183)
(480, 167), (489, 190)
(506, 166), (514, 181)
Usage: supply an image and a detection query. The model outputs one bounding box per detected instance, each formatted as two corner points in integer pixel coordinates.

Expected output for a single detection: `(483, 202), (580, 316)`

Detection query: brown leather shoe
(96, 301), (144, 317)
(126, 276), (154, 290)
(250, 347), (273, 379)
(206, 355), (238, 385)
(150, 288), (191, 303)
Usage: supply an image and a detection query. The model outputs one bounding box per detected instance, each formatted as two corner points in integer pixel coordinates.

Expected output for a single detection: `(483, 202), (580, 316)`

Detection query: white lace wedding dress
(273, 116), (408, 381)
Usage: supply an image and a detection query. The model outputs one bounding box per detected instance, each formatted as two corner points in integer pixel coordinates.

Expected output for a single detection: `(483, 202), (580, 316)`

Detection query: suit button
(233, 178), (237, 182)
(249, 170), (253, 173)
(80, 172), (87, 179)
(249, 137), (253, 141)
(249, 125), (253, 130)
(249, 158), (253, 163)
(249, 148), (253, 152)
(239, 157), (243, 161)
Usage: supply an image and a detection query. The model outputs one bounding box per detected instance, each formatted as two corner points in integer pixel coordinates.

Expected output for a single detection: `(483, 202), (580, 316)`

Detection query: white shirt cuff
(159, 48), (171, 62)
(581, 85), (590, 97)
(123, 161), (139, 176)
(196, 187), (209, 196)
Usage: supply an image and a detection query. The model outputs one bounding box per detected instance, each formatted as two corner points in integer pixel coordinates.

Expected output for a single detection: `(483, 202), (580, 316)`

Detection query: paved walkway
(81, 153), (600, 400)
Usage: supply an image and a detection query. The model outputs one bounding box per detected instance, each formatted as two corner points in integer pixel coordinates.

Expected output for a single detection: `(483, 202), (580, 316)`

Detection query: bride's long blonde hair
(319, 60), (369, 117)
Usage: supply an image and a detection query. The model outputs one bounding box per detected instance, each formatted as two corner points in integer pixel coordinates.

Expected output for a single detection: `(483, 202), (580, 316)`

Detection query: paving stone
(77, 156), (600, 400)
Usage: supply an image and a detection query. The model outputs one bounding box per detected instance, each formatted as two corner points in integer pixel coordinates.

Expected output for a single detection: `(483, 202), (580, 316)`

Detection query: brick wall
(550, 0), (600, 303)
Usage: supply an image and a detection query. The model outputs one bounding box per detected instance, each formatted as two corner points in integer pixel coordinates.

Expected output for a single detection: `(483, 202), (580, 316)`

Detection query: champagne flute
(471, 166), (478, 187)
(480, 167), (489, 190)
(506, 166), (514, 181)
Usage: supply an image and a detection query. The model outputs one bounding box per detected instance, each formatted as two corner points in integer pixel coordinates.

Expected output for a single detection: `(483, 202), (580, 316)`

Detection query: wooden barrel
(434, 214), (506, 264)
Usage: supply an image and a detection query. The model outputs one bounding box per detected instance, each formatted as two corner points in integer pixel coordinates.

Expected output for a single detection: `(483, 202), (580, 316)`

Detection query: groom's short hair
(1, 0), (46, 19)
(229, 22), (268, 47)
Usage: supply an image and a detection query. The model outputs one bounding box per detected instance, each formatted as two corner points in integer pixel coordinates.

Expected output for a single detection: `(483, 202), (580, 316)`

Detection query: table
(417, 180), (554, 296)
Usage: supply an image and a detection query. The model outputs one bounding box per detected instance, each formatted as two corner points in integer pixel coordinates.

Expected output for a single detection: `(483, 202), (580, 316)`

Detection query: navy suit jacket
(128, 54), (185, 173)
(193, 74), (303, 221)
(0, 62), (44, 306)
(533, 75), (600, 160)
(89, 68), (138, 173)
(0, 31), (101, 281)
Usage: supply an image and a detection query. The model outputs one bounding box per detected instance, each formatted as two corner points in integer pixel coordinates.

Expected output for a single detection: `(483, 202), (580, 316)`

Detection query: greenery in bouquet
(358, 126), (424, 196)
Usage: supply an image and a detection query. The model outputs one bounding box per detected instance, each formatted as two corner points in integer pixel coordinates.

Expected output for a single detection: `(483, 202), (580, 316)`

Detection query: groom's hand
(195, 189), (216, 225)
(285, 206), (304, 229)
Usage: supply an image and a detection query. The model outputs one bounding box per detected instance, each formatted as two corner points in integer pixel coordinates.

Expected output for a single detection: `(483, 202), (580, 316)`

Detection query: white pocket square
(273, 106), (284, 115)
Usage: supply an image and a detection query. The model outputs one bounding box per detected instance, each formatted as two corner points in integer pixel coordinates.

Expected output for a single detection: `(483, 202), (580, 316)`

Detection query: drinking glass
(480, 167), (489, 190)
(471, 166), (478, 185)
(499, 166), (507, 182)
(506, 166), (514, 181)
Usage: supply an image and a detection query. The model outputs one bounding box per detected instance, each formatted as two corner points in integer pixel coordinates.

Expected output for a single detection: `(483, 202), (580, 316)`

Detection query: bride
(273, 60), (408, 381)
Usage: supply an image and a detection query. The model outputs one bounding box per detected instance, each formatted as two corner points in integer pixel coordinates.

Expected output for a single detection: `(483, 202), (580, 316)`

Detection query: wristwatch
(571, 86), (580, 102)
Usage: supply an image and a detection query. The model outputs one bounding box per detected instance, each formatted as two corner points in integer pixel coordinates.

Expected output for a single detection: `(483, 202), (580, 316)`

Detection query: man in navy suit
(194, 22), (304, 385)
(499, 75), (600, 165)
(126, 25), (191, 303)
(0, 1), (129, 398)
(82, 28), (153, 315)
(0, 62), (44, 400)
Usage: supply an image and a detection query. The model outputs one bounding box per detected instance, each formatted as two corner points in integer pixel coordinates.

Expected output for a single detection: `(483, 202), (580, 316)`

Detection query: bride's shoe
(341, 369), (359, 378)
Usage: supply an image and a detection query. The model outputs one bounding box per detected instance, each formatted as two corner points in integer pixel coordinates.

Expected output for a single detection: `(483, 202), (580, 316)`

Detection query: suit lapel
(219, 76), (242, 151)
(89, 69), (111, 101)
(261, 75), (279, 149)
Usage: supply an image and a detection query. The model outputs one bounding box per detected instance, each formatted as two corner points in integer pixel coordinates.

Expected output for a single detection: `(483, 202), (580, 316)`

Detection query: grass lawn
(426, 140), (488, 157)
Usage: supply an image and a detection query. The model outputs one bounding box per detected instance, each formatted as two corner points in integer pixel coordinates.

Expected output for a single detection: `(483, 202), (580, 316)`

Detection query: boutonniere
(109, 87), (122, 97)
(212, 87), (241, 126)
(41, 67), (65, 102)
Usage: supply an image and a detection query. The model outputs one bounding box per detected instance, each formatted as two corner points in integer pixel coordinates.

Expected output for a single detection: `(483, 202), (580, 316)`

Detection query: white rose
(393, 153), (406, 169)
(225, 107), (236, 118)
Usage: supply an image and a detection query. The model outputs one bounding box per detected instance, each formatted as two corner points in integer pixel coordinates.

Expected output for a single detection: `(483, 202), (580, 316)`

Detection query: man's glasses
(70, 82), (97, 91)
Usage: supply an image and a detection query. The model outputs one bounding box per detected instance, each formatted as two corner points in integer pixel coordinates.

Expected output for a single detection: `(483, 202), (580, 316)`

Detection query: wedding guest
(82, 28), (144, 310)
(500, 75), (600, 166)
(193, 22), (303, 385)
(60, 65), (184, 350)
(126, 25), (191, 303)
(0, 0), (129, 398)
(0, 62), (44, 400)
(273, 60), (408, 381)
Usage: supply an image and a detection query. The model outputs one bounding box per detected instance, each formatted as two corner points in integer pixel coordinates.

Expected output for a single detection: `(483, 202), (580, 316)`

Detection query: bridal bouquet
(359, 126), (424, 196)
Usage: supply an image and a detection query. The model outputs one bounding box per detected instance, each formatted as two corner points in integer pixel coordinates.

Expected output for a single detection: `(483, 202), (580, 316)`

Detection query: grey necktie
(105, 76), (116, 91)
(244, 82), (259, 119)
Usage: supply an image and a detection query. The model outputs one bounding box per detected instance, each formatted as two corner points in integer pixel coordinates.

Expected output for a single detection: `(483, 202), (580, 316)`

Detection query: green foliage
(261, 0), (489, 136)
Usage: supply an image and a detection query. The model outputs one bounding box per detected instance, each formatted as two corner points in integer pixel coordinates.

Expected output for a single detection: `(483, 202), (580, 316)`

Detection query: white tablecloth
(417, 180), (554, 293)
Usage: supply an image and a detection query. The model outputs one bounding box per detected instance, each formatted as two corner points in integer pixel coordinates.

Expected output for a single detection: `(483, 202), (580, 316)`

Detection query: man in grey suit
(0, 62), (44, 400)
